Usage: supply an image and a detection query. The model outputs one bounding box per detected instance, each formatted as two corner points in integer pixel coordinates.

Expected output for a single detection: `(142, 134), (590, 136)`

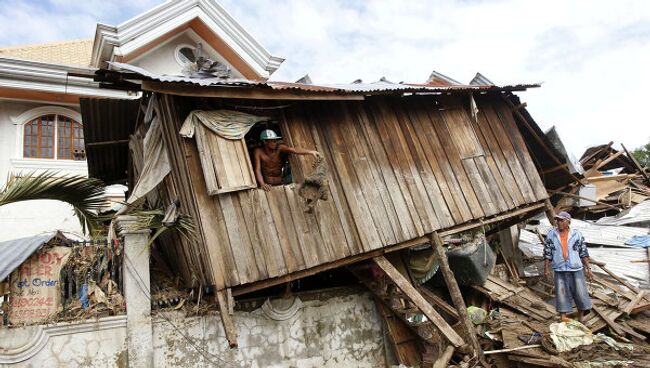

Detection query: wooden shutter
(194, 123), (257, 195)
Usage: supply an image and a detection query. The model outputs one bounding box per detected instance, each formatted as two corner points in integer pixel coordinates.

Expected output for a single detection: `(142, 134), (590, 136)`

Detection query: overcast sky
(1, 0), (649, 157)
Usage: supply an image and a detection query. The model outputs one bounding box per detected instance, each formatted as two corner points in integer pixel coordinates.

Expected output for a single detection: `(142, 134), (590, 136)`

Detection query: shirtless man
(253, 129), (320, 191)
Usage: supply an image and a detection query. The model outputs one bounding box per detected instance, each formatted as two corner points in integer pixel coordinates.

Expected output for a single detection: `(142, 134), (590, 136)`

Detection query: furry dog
(298, 156), (329, 212)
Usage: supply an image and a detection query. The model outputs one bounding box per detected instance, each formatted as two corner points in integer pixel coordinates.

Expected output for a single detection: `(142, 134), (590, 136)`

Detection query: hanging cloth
(179, 110), (271, 140)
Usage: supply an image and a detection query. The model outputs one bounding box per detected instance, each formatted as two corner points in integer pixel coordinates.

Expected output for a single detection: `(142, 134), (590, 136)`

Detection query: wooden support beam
(594, 150), (625, 170)
(143, 80), (365, 101)
(430, 232), (484, 361)
(580, 142), (613, 166)
(547, 189), (621, 211)
(622, 143), (650, 183)
(216, 289), (238, 348)
(418, 286), (460, 320)
(433, 345), (455, 368)
(541, 163), (568, 175)
(438, 202), (546, 237)
(372, 256), (465, 348)
(503, 96), (584, 185)
(86, 139), (130, 147)
(511, 102), (528, 111)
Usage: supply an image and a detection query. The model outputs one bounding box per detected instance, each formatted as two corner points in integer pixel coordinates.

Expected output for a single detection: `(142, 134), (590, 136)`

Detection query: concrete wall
(0, 100), (87, 242)
(0, 291), (387, 367)
(0, 316), (128, 368)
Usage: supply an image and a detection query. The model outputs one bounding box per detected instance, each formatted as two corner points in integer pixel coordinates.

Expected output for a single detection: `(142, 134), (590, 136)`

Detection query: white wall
(0, 291), (387, 368)
(131, 29), (244, 78)
(0, 100), (88, 242)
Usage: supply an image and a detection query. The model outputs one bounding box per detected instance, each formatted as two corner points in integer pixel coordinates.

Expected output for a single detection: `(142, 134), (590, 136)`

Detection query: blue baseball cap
(554, 211), (571, 220)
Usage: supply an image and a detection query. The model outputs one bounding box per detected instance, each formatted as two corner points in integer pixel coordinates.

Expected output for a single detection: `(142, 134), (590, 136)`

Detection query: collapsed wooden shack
(79, 68), (575, 363)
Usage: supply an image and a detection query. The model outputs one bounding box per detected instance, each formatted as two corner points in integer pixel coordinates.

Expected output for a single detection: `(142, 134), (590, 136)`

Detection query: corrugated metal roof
(107, 62), (540, 95)
(0, 232), (56, 281)
(596, 200), (650, 227)
(531, 217), (650, 248)
(470, 72), (494, 86)
(80, 98), (141, 184)
(519, 229), (649, 289)
(426, 70), (462, 86)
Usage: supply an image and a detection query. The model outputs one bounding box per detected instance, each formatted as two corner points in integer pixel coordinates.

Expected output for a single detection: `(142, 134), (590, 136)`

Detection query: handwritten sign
(8, 246), (71, 324)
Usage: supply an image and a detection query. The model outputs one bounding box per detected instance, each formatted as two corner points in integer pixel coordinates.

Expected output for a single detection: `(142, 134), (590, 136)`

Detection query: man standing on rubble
(543, 211), (593, 322)
(254, 129), (320, 191)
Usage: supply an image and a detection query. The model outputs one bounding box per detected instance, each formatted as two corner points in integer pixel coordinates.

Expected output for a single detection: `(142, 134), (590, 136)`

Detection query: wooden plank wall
(161, 94), (548, 288)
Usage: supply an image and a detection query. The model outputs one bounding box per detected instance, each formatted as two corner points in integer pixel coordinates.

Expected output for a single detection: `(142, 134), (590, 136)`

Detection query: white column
(117, 215), (153, 368)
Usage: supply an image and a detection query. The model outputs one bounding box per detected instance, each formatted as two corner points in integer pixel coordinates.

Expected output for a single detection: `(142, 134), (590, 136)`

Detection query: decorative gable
(91, 0), (283, 80)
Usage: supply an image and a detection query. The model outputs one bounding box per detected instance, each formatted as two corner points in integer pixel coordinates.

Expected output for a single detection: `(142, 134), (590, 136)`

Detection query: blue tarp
(0, 232), (57, 281)
(625, 235), (650, 248)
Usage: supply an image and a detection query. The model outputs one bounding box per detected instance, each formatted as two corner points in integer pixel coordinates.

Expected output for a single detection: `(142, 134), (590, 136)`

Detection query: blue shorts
(554, 270), (592, 313)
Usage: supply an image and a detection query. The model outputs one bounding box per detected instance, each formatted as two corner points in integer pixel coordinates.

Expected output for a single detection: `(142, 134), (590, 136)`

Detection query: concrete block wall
(0, 291), (387, 367)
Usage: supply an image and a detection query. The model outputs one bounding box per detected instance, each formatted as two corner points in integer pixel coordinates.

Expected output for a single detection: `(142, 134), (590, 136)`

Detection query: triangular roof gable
(91, 0), (283, 80)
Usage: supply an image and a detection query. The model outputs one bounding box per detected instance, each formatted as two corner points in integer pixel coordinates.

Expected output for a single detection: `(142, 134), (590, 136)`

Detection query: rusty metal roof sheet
(107, 62), (540, 95)
(80, 98), (141, 184)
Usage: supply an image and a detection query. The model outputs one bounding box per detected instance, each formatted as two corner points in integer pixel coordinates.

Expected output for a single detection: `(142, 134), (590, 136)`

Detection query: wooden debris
(216, 289), (238, 348)
(371, 255), (465, 348)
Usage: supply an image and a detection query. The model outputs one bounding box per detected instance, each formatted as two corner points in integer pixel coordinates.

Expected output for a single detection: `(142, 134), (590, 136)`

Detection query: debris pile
(471, 267), (650, 367)
(553, 143), (650, 218)
(58, 242), (125, 320)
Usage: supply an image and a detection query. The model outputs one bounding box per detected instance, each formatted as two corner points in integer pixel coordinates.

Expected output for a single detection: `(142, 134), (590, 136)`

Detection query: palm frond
(130, 208), (198, 248)
(0, 171), (106, 234)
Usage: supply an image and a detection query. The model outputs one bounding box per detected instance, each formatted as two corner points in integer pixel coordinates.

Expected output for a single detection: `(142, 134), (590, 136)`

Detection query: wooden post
(216, 289), (238, 348)
(621, 143), (650, 182)
(430, 232), (484, 362)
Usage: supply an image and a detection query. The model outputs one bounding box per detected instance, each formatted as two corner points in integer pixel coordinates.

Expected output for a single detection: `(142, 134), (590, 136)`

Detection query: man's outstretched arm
(279, 144), (320, 158)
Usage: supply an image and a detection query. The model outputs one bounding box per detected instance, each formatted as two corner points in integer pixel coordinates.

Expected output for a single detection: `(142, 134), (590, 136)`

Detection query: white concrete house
(0, 0), (283, 242)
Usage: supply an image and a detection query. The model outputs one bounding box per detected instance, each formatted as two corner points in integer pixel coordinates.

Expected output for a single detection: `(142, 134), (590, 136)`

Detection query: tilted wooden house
(79, 60), (577, 352)
(83, 74), (553, 288)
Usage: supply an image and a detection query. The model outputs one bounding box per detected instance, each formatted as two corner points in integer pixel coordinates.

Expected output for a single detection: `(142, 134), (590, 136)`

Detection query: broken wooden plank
(216, 289), (238, 348)
(591, 305), (626, 337)
(374, 298), (421, 367)
(624, 290), (647, 315)
(372, 255), (465, 348)
(418, 286), (460, 320)
(484, 345), (541, 355)
(433, 345), (455, 368)
(622, 143), (650, 182)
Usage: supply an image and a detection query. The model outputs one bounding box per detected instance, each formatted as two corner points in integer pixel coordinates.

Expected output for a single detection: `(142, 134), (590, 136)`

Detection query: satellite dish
(179, 42), (232, 78)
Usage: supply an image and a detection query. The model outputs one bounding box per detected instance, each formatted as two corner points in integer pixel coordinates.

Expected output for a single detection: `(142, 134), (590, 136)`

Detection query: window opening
(23, 114), (85, 160)
(245, 121), (293, 188)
